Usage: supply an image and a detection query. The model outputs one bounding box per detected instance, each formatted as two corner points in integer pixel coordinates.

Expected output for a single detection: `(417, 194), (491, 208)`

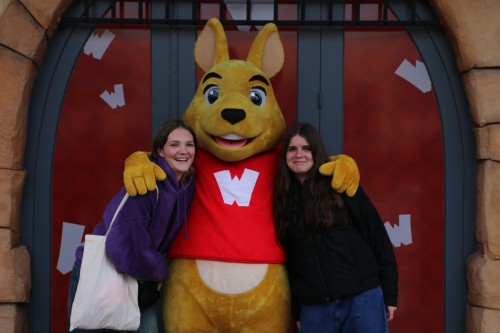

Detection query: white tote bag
(70, 193), (141, 331)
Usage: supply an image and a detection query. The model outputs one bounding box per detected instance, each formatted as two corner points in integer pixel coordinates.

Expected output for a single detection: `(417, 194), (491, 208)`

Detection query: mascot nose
(221, 108), (246, 125)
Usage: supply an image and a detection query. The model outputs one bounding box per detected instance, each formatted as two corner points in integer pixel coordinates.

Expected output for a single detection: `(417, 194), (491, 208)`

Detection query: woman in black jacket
(274, 123), (398, 333)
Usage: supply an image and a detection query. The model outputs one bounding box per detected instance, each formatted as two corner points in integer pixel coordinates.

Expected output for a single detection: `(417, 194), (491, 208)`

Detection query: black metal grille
(61, 0), (441, 27)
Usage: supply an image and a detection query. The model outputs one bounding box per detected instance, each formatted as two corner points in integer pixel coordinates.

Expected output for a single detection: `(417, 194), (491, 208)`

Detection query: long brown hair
(273, 123), (350, 244)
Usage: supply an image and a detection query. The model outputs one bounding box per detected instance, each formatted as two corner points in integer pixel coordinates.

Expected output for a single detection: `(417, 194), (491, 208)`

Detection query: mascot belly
(164, 259), (289, 332)
(165, 151), (290, 332)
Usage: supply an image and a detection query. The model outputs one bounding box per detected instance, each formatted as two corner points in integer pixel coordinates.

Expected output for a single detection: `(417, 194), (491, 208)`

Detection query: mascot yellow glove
(123, 151), (166, 196)
(319, 154), (360, 197)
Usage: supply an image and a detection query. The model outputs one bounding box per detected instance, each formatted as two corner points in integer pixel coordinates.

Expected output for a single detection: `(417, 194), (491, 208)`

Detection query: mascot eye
(249, 88), (267, 106)
(204, 85), (219, 104)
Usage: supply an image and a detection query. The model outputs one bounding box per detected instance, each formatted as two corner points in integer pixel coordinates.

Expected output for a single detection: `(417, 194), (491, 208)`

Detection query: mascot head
(183, 18), (286, 162)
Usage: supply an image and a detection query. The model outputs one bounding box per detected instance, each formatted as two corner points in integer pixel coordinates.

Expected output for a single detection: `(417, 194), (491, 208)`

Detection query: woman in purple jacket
(67, 119), (197, 333)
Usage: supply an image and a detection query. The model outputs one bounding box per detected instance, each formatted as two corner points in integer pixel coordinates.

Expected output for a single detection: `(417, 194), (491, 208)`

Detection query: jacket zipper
(311, 240), (331, 302)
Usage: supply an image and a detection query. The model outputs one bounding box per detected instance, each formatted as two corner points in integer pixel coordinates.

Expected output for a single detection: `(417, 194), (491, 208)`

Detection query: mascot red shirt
(169, 149), (286, 263)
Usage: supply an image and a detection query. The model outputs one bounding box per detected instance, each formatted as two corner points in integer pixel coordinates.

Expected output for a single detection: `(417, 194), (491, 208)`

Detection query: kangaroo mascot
(123, 18), (359, 332)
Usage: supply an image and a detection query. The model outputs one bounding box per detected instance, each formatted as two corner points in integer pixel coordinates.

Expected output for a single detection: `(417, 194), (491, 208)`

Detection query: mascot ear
(247, 23), (284, 78)
(195, 18), (229, 72)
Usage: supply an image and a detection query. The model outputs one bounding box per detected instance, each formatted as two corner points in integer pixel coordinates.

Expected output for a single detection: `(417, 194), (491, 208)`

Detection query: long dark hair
(273, 123), (350, 244)
(151, 119), (198, 182)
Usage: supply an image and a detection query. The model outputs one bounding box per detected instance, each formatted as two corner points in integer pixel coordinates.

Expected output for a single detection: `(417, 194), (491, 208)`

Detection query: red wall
(344, 30), (444, 332)
(52, 27), (152, 332)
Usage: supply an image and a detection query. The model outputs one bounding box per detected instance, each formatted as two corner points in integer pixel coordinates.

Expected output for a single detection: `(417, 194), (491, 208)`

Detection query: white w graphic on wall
(384, 214), (413, 247)
(83, 29), (115, 60)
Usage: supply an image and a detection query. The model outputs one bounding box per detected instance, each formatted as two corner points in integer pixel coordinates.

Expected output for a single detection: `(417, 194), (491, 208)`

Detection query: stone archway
(0, 1), (499, 332)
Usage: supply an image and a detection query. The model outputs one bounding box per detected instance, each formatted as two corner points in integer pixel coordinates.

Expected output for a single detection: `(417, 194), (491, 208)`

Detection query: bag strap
(105, 186), (159, 237)
(105, 192), (129, 237)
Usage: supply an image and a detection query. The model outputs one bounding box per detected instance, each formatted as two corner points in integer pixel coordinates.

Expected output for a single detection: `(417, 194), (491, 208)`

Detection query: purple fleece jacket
(74, 155), (195, 282)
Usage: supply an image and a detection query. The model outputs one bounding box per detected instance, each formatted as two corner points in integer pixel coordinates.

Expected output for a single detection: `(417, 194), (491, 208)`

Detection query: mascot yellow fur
(123, 18), (359, 333)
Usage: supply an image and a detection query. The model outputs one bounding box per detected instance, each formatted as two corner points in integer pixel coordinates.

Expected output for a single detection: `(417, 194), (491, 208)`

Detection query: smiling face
(286, 134), (314, 183)
(157, 128), (196, 181)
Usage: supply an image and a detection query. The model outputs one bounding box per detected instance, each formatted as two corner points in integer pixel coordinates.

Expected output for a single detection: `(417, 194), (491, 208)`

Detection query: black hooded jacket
(284, 186), (398, 319)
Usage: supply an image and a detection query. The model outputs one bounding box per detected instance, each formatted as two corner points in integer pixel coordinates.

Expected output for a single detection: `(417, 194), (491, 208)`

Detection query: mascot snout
(221, 108), (246, 124)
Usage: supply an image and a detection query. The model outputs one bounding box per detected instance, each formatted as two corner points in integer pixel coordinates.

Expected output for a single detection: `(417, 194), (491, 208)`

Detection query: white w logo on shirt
(213, 169), (259, 206)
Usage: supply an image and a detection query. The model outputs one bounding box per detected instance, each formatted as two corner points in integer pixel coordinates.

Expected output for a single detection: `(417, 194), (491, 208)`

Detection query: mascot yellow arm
(123, 151), (166, 196)
(319, 154), (360, 197)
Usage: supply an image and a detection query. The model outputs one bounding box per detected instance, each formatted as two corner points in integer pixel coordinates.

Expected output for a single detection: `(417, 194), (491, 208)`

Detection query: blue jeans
(299, 286), (389, 333)
(67, 262), (160, 333)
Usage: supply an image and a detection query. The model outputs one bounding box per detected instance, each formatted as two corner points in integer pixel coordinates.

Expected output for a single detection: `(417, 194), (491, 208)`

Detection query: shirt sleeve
(103, 189), (168, 282)
(344, 187), (399, 307)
